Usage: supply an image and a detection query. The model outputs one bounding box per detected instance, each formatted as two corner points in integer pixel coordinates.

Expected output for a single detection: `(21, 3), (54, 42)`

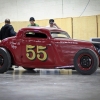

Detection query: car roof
(20, 26), (63, 32)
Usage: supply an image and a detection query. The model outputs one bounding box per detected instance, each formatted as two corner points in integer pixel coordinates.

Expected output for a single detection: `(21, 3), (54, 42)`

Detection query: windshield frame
(50, 31), (71, 39)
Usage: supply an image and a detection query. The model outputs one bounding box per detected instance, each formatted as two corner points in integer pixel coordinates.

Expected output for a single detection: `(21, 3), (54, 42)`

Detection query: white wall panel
(0, 0), (100, 22)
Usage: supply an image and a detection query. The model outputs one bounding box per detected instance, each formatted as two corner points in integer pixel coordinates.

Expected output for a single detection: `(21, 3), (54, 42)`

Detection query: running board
(56, 65), (74, 69)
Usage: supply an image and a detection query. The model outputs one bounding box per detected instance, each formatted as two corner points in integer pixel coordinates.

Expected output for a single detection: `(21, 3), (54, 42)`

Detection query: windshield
(51, 31), (70, 38)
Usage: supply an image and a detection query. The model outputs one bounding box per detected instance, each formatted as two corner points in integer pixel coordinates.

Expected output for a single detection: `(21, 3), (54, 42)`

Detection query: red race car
(0, 27), (99, 75)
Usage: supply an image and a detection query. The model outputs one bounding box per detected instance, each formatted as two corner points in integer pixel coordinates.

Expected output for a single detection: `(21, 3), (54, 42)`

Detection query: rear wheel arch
(0, 47), (11, 73)
(6, 48), (15, 65)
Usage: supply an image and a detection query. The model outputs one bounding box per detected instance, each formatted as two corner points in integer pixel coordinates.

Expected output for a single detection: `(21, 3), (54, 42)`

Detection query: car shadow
(5, 67), (100, 76)
(5, 68), (80, 76)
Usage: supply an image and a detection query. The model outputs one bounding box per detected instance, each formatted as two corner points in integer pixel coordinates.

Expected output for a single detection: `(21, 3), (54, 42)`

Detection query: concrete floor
(0, 67), (100, 100)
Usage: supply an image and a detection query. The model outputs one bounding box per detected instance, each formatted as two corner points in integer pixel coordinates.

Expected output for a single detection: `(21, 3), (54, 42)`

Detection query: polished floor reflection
(6, 67), (75, 75)
(0, 67), (100, 100)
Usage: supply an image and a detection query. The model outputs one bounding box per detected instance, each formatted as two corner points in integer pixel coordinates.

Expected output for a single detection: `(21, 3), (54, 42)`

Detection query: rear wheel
(74, 49), (99, 75)
(0, 48), (11, 73)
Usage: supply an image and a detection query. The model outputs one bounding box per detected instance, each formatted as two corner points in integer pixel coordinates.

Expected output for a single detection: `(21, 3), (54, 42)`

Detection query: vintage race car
(0, 27), (100, 75)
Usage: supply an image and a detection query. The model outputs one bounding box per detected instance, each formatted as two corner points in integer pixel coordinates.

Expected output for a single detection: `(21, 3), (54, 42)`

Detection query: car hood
(54, 38), (91, 43)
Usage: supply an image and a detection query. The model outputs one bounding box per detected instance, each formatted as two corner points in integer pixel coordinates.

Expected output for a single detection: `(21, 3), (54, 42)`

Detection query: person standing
(46, 19), (60, 29)
(0, 19), (16, 70)
(28, 17), (39, 26)
(0, 19), (16, 41)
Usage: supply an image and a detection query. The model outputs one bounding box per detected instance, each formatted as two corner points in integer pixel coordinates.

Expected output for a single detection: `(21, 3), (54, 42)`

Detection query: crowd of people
(0, 17), (60, 41)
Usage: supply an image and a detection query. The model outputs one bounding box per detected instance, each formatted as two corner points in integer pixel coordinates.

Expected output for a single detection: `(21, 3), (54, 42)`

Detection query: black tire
(0, 47), (11, 73)
(74, 48), (99, 75)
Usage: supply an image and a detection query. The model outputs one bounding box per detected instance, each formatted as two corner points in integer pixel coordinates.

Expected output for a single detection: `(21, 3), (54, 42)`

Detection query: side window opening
(25, 32), (47, 38)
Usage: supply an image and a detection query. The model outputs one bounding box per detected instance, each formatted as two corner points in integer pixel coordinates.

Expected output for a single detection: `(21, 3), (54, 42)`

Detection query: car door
(21, 30), (55, 67)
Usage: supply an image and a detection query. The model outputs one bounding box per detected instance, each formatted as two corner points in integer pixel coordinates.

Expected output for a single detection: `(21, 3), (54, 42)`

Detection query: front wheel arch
(74, 48), (99, 75)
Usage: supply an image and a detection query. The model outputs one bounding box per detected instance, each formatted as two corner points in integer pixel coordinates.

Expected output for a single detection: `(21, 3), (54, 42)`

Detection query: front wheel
(74, 49), (99, 75)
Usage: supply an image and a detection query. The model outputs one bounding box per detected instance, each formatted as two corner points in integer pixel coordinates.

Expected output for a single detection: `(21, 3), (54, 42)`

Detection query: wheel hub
(80, 56), (92, 68)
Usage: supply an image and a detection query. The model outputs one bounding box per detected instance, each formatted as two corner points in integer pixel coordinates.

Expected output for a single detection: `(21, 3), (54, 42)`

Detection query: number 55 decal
(26, 45), (48, 61)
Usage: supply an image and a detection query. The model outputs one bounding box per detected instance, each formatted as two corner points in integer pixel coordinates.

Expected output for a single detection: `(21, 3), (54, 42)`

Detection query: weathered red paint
(0, 27), (99, 69)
